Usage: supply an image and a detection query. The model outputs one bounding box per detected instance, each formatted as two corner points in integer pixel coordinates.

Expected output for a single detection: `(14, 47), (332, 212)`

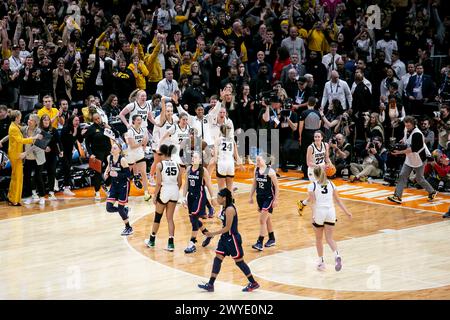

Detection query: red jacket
(424, 162), (450, 178)
(273, 58), (291, 82)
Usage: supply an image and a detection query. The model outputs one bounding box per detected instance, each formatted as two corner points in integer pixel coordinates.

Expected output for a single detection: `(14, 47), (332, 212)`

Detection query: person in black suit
(405, 64), (436, 116)
(280, 53), (305, 85)
(248, 51), (272, 81)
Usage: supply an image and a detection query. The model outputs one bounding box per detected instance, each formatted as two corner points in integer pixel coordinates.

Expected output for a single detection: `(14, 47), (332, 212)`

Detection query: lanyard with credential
(330, 81), (340, 94)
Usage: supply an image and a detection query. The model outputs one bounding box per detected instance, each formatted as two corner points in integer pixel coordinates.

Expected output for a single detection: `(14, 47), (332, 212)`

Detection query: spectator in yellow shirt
(307, 22), (327, 56)
(37, 95), (64, 129)
(128, 53), (149, 90)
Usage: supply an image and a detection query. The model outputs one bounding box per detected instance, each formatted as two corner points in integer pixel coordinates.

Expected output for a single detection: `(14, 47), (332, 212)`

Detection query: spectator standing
(18, 56), (41, 112)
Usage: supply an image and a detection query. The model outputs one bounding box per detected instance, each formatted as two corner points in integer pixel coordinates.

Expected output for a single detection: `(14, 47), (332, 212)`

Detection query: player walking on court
(297, 130), (331, 214)
(145, 144), (181, 251)
(305, 166), (352, 271)
(182, 152), (216, 253)
(198, 188), (260, 292)
(249, 154), (279, 251)
(104, 142), (133, 236)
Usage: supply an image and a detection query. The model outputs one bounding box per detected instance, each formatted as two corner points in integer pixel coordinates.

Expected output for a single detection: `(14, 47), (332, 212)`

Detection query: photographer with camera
(435, 105), (450, 158)
(298, 97), (321, 178)
(329, 134), (351, 177)
(349, 136), (387, 182)
(278, 96), (298, 173)
(387, 116), (437, 204)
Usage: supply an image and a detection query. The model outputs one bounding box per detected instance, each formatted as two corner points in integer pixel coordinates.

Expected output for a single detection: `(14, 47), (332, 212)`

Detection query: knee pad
(190, 215), (200, 231)
(106, 202), (118, 213)
(212, 257), (223, 274)
(118, 205), (128, 221)
(154, 212), (163, 223)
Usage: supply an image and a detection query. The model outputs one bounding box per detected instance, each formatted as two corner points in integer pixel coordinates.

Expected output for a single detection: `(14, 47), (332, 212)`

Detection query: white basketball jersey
(126, 126), (147, 146)
(158, 115), (179, 146)
(218, 136), (234, 162)
(311, 142), (326, 166)
(308, 180), (336, 208)
(161, 159), (179, 186)
(171, 124), (190, 145)
(127, 101), (152, 128)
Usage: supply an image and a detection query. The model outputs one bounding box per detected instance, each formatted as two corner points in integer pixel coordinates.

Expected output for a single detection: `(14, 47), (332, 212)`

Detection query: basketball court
(1, 167), (449, 300)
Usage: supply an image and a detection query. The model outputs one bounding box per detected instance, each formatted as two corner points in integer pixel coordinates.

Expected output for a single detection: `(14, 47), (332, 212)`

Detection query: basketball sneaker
(242, 282), (260, 292)
(48, 192), (57, 201)
(144, 238), (155, 248)
(64, 188), (75, 196)
(207, 206), (215, 218)
(31, 193), (40, 203)
(428, 191), (438, 201)
(95, 192), (101, 201)
(335, 256), (342, 271)
(387, 195), (402, 204)
(166, 242), (175, 252)
(264, 239), (276, 247)
(252, 242), (263, 251)
(198, 283), (214, 292)
(133, 174), (143, 189)
(359, 176), (368, 182)
(202, 236), (212, 247)
(349, 175), (357, 182)
(443, 211), (450, 218)
(296, 200), (305, 216)
(184, 242), (196, 254)
(317, 262), (326, 271)
(144, 192), (152, 201)
(23, 197), (33, 205)
(121, 226), (133, 236)
(38, 197), (45, 205)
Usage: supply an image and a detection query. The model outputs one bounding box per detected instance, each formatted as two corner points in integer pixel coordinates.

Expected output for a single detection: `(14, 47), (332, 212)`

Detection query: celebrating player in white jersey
(124, 115), (150, 200)
(119, 89), (156, 130)
(145, 144), (182, 252)
(214, 124), (241, 194)
(305, 166), (352, 272)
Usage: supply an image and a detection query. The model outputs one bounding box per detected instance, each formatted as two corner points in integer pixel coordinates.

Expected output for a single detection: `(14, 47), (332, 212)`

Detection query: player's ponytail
(219, 188), (234, 207)
(314, 166), (327, 186)
(159, 144), (175, 157)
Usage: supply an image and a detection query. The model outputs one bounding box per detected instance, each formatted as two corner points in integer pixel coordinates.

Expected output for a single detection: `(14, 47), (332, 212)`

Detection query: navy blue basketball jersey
(187, 167), (203, 196)
(109, 155), (127, 184)
(255, 167), (274, 197)
(220, 204), (239, 237)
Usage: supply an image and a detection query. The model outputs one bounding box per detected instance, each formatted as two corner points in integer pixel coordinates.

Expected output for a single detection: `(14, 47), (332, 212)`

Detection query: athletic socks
(190, 237), (197, 243)
(201, 228), (209, 235)
(168, 237), (174, 245)
(302, 199), (308, 206)
(247, 275), (256, 284)
(209, 277), (216, 285)
(268, 232), (275, 240)
(318, 256), (324, 263)
(334, 250), (340, 257)
(125, 222), (131, 228)
(257, 236), (264, 243)
(149, 233), (156, 242)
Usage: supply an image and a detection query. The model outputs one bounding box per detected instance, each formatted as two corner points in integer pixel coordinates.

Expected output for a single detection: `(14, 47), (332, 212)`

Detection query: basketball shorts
(312, 206), (337, 227)
(216, 233), (244, 260)
(188, 191), (207, 216)
(216, 159), (234, 178)
(127, 148), (145, 164)
(257, 195), (274, 213)
(107, 181), (130, 206)
(157, 185), (179, 204)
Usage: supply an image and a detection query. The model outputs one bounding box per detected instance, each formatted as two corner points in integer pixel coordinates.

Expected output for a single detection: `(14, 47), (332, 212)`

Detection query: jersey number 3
(321, 185), (328, 194)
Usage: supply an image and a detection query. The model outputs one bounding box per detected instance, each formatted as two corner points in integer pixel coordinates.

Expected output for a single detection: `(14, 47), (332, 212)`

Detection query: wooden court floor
(0, 169), (449, 300)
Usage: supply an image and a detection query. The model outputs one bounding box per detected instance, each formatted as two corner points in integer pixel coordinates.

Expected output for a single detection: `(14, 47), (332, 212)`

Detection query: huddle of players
(104, 88), (351, 291)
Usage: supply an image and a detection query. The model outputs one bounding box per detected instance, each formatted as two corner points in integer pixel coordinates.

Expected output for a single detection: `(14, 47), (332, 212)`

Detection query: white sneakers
(39, 198), (45, 205)
(64, 188), (76, 196)
(95, 192), (101, 201)
(48, 192), (57, 201)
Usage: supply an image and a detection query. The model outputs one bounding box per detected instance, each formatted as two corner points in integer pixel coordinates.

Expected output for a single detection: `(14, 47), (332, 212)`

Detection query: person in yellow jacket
(144, 34), (164, 94)
(7, 110), (42, 206)
(128, 54), (149, 90)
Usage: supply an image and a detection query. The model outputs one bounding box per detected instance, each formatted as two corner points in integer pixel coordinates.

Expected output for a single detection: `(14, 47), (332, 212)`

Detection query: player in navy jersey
(104, 142), (133, 236)
(182, 152), (216, 253)
(249, 154), (279, 251)
(198, 188), (260, 292)
(304, 166), (352, 271)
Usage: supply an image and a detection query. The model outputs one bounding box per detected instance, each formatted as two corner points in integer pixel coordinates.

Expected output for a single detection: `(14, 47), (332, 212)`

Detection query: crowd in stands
(0, 0), (450, 205)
